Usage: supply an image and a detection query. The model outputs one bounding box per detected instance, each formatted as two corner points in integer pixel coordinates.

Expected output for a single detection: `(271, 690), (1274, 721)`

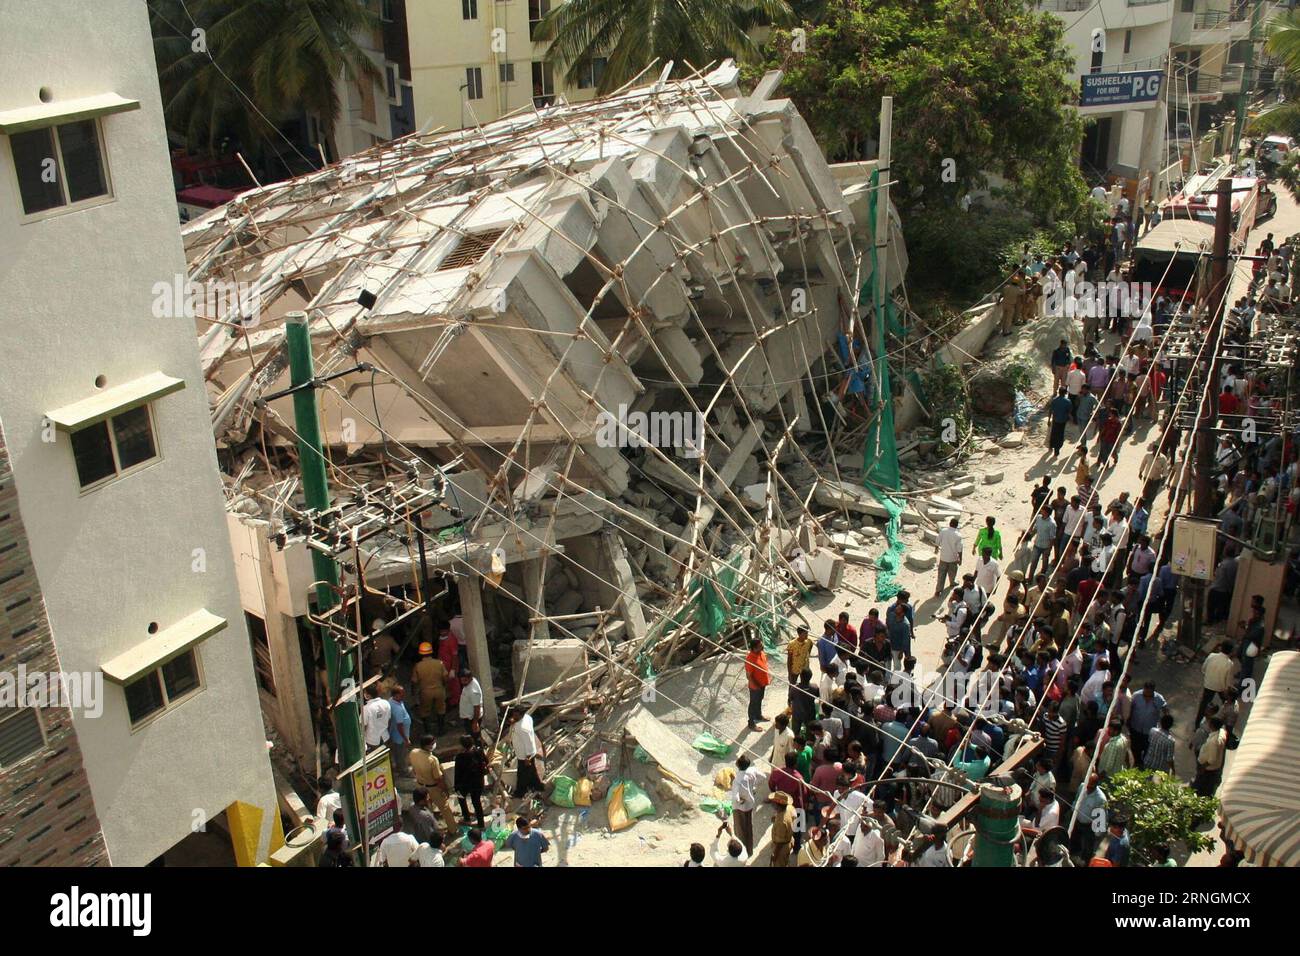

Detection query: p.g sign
(1080, 70), (1163, 108)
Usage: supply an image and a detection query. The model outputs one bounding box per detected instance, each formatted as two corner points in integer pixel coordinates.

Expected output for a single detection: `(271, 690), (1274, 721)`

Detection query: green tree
(535, 0), (794, 94)
(149, 0), (380, 161)
(757, 0), (1086, 223)
(1105, 769), (1218, 866)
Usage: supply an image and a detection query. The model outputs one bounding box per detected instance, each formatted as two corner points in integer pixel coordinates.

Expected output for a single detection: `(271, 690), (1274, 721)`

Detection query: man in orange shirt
(744, 638), (772, 732)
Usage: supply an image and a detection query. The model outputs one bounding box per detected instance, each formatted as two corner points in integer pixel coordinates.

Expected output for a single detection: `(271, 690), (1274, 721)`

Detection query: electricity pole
(284, 311), (367, 864)
(1187, 177), (1234, 652)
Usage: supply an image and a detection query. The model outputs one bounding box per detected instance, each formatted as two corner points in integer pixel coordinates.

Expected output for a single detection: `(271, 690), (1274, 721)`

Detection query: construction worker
(411, 641), (449, 736)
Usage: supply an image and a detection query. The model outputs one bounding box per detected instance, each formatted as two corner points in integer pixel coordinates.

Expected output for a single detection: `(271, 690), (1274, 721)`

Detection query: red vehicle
(171, 150), (246, 220)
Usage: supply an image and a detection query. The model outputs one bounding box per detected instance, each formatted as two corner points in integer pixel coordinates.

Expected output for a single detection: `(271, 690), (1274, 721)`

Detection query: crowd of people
(703, 208), (1297, 867)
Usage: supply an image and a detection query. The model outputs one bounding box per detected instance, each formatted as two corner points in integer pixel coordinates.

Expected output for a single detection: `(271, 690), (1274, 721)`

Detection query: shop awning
(101, 609), (227, 685)
(1219, 650), (1300, 867)
(46, 371), (185, 432)
(0, 93), (139, 135)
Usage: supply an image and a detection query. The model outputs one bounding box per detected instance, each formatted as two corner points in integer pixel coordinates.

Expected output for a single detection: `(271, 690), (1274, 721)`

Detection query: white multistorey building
(0, 0), (280, 865)
(408, 0), (605, 133)
(1037, 0), (1178, 187)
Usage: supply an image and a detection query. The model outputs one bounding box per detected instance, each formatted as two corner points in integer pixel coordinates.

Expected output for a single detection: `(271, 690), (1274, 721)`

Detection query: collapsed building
(181, 62), (909, 778)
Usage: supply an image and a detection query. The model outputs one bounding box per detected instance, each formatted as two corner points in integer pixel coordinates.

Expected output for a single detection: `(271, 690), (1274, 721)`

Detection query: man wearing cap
(411, 642), (449, 736)
(768, 790), (797, 867)
(409, 734), (458, 830)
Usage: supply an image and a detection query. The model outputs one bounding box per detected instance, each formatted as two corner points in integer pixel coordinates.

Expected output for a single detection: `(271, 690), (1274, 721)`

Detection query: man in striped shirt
(1143, 713), (1176, 774)
(1037, 698), (1068, 764)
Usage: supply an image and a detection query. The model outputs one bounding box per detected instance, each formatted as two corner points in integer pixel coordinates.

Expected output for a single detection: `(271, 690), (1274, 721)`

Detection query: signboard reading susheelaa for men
(1080, 69), (1163, 108)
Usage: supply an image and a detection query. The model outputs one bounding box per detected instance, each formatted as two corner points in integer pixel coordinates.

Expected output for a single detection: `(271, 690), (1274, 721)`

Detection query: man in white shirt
(833, 817), (886, 867)
(935, 518), (963, 597)
(916, 828), (954, 867)
(711, 823), (750, 867)
(363, 688), (392, 749)
(819, 659), (845, 704)
(508, 709), (544, 798)
(373, 817), (419, 867)
(458, 670), (485, 727)
(727, 755), (762, 855)
(974, 551), (1000, 593)
(945, 592), (970, 642)
(1062, 496), (1086, 543)
(415, 833), (446, 867)
(836, 785), (868, 839)
(1023, 790), (1061, 836)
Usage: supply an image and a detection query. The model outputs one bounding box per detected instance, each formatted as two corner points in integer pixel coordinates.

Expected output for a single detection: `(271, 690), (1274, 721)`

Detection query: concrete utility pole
(1195, 177), (1234, 518)
(285, 311), (367, 864)
(1186, 177), (1234, 652)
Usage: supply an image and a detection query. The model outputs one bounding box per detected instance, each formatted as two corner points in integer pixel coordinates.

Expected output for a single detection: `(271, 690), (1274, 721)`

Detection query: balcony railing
(1194, 4), (1252, 28)
(1031, 0), (1091, 11)
(1127, 0), (1170, 6)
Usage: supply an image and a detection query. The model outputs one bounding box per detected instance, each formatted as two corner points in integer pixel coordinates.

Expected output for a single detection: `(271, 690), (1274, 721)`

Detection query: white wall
(0, 0), (278, 865)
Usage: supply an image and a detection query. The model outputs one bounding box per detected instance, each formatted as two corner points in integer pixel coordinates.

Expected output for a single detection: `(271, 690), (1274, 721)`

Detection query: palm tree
(150, 0), (380, 165)
(534, 0), (795, 95)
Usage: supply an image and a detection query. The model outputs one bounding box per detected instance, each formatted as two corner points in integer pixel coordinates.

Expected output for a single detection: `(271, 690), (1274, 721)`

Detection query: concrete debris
(999, 432), (1026, 449)
(905, 551), (937, 571)
(984, 470), (1005, 485)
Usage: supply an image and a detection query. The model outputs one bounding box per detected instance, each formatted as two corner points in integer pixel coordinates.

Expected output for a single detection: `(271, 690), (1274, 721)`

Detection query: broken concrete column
(521, 557), (551, 642)
(457, 574), (499, 728)
(602, 528), (649, 646)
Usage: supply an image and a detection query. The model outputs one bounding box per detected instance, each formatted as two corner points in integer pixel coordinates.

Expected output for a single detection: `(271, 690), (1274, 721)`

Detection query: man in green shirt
(973, 516), (1003, 560)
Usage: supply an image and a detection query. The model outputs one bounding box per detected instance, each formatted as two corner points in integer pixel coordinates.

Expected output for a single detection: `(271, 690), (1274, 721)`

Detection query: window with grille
(463, 0), (479, 19)
(9, 118), (110, 217)
(500, 62), (516, 84)
(0, 707), (45, 768)
(438, 228), (506, 270)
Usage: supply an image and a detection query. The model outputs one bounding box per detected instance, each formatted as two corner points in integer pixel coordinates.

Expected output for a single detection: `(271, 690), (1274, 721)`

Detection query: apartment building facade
(408, 0), (606, 132)
(0, 0), (280, 866)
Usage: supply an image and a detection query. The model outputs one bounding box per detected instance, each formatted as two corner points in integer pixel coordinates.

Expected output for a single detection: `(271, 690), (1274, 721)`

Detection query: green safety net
(860, 169), (905, 602)
(634, 546), (809, 679)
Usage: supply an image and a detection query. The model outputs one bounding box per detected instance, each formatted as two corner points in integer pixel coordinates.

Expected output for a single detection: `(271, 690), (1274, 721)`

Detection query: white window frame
(124, 648), (206, 732)
(463, 0), (479, 20)
(0, 706), (47, 770)
(72, 402), (162, 495)
(529, 0), (551, 40)
(7, 116), (114, 224)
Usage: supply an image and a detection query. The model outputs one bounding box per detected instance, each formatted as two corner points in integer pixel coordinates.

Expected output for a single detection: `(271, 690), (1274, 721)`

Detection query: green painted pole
(1232, 0), (1265, 160)
(285, 311), (367, 865)
(972, 783), (1022, 867)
